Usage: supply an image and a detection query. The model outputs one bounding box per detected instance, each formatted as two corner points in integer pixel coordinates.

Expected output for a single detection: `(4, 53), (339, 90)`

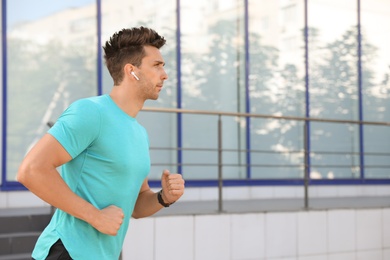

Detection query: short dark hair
(103, 27), (166, 85)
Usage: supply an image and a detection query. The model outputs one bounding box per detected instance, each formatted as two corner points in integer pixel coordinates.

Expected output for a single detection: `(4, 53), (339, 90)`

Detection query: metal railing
(141, 107), (390, 211)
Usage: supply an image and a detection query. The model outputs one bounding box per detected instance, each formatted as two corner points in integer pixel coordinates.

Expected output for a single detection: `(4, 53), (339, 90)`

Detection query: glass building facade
(1, 0), (389, 190)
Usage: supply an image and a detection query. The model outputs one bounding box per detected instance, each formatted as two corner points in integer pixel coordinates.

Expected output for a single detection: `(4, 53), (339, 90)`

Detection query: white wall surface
(123, 208), (390, 260)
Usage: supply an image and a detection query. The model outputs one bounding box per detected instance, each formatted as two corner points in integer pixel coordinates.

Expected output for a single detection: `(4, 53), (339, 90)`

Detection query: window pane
(6, 0), (97, 181)
(101, 0), (177, 180)
(361, 0), (390, 123)
(308, 0), (358, 120)
(310, 123), (360, 179)
(250, 119), (304, 179)
(248, 0), (305, 179)
(307, 0), (361, 180)
(364, 125), (390, 179)
(182, 114), (219, 180)
(180, 0), (246, 180)
(361, 0), (390, 178)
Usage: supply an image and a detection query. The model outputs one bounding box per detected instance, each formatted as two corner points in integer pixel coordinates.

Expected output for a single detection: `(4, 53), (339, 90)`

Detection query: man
(17, 26), (185, 260)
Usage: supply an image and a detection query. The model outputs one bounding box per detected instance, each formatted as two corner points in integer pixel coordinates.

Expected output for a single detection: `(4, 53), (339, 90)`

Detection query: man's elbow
(131, 211), (144, 219)
(16, 161), (38, 186)
(132, 209), (154, 219)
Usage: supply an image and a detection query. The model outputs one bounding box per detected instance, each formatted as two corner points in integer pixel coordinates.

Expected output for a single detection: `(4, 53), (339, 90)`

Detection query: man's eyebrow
(154, 60), (165, 66)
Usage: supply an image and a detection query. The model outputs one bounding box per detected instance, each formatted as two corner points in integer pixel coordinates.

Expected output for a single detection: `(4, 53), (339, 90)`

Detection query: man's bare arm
(132, 170), (185, 219)
(17, 133), (124, 236)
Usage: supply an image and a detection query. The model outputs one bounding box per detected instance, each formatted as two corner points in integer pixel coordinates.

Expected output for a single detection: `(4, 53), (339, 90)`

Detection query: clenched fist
(91, 205), (124, 236)
(160, 170), (185, 204)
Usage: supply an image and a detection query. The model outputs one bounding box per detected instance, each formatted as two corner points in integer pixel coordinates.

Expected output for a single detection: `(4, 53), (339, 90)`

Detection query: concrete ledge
(155, 196), (390, 217)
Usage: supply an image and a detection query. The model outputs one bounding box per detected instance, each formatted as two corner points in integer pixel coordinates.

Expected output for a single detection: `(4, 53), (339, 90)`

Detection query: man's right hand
(91, 205), (124, 236)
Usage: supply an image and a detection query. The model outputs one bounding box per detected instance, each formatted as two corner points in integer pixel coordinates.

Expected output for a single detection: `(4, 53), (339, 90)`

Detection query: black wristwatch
(157, 189), (175, 207)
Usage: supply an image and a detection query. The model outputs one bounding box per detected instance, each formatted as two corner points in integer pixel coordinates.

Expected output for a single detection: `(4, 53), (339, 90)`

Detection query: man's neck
(109, 85), (144, 118)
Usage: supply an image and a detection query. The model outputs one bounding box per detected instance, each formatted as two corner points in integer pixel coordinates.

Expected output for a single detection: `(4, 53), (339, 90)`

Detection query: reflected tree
(7, 37), (96, 179)
(310, 26), (377, 119)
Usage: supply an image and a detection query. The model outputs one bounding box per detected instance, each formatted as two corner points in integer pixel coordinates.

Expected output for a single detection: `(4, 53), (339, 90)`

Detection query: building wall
(1, 187), (389, 259)
(1, 0), (390, 188)
(122, 208), (390, 260)
(1, 185), (390, 209)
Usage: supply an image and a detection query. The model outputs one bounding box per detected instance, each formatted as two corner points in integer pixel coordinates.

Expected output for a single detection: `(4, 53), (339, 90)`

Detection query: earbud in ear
(131, 71), (140, 81)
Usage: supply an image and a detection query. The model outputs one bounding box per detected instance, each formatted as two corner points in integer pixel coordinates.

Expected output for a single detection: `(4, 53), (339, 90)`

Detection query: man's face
(136, 45), (168, 100)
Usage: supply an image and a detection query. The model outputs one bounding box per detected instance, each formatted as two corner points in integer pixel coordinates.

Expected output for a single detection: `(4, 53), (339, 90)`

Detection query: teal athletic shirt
(32, 95), (151, 260)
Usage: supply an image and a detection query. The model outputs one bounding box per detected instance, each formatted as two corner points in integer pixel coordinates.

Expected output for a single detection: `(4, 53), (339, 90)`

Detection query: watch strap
(157, 189), (174, 207)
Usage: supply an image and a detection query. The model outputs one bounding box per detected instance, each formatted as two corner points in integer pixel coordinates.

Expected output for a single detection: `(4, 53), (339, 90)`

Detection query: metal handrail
(142, 106), (390, 126)
(141, 106), (390, 211)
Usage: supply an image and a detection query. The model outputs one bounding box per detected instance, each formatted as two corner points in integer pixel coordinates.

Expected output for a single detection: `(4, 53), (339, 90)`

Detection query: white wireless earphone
(131, 71), (140, 81)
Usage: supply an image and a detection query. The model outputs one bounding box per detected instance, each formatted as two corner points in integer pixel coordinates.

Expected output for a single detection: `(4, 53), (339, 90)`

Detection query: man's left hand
(160, 170), (185, 204)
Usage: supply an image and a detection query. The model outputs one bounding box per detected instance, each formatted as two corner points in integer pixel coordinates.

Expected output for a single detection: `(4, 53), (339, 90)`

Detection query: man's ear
(124, 63), (136, 77)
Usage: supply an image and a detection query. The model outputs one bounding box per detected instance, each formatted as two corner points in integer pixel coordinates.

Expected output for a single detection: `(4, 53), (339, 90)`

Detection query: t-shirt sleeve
(48, 99), (101, 159)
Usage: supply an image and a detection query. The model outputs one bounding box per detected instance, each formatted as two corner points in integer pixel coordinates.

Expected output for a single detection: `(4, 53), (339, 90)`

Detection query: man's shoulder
(74, 95), (107, 105)
(69, 95), (108, 111)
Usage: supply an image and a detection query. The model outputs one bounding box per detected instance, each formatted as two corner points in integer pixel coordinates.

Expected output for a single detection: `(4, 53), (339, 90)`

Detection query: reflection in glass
(361, 1), (390, 178)
(308, 0), (358, 120)
(310, 123), (360, 179)
(180, 0), (246, 179)
(307, 0), (362, 179)
(6, 0), (97, 181)
(4, 0), (390, 183)
(248, 0), (305, 179)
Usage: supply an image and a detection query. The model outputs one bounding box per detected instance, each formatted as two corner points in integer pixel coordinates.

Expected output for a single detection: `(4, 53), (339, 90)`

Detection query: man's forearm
(18, 166), (99, 225)
(132, 190), (164, 219)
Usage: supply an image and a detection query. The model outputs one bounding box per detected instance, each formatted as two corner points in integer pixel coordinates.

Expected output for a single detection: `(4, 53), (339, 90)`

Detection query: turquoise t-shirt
(32, 95), (151, 260)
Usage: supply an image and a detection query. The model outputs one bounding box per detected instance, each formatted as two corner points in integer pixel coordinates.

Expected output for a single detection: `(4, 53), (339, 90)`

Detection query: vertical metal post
(357, 0), (365, 180)
(304, 120), (309, 209)
(303, 0), (310, 210)
(96, 0), (102, 96)
(218, 115), (223, 213)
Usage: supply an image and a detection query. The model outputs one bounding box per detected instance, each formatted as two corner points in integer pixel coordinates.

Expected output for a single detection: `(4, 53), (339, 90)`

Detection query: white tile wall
(327, 210), (356, 253)
(356, 249), (382, 260)
(298, 211), (327, 256)
(223, 187), (251, 200)
(298, 255), (327, 260)
(0, 192), (6, 208)
(7, 191), (47, 208)
(1, 188), (389, 260)
(250, 186), (274, 199)
(314, 186), (338, 198)
(273, 186), (300, 198)
(269, 257), (296, 260)
(122, 208), (390, 260)
(356, 209), (382, 251)
(308, 186), (319, 198)
(265, 212), (297, 259)
(383, 249), (390, 260)
(328, 252), (356, 260)
(3, 185), (388, 210)
(358, 185), (390, 197)
(384, 208), (390, 249)
(376, 186), (390, 196)
(177, 187), (198, 202)
(360, 186), (380, 196)
(155, 216), (194, 260)
(194, 215), (230, 260)
(123, 218), (154, 260)
(231, 213), (265, 260)
(337, 186), (360, 197)
(199, 187), (218, 201)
